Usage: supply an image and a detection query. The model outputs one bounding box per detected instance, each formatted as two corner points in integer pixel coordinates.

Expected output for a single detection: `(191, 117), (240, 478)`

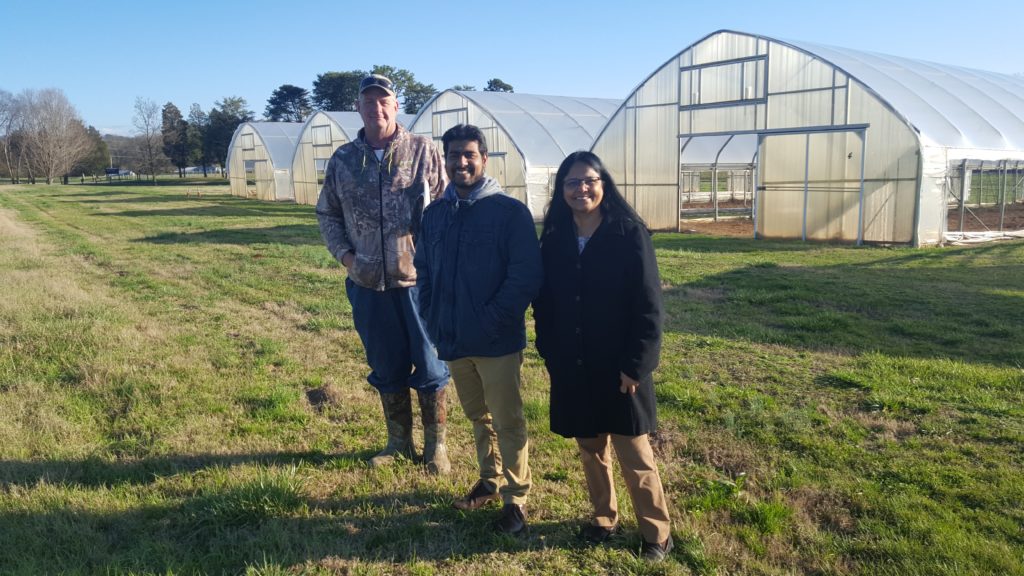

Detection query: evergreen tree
(206, 97), (253, 170)
(484, 78), (514, 93)
(312, 71), (365, 111)
(161, 102), (190, 177)
(369, 65), (436, 114)
(265, 84), (311, 122)
(72, 125), (109, 176)
(187, 104), (210, 176)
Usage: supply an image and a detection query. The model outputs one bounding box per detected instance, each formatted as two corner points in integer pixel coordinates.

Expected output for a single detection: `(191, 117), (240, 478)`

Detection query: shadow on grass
(75, 194), (234, 205)
(105, 203), (314, 219)
(138, 224), (323, 246)
(663, 240), (1024, 366)
(0, 451), (336, 489)
(76, 178), (232, 187)
(0, 454), (615, 572)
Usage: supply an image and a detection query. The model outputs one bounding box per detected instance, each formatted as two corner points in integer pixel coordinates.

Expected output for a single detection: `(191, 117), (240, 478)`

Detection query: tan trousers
(576, 433), (671, 544)
(449, 353), (531, 505)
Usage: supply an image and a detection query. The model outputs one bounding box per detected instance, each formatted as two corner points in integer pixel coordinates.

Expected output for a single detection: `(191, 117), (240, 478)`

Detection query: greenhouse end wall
(409, 91), (529, 207)
(592, 30), (926, 243)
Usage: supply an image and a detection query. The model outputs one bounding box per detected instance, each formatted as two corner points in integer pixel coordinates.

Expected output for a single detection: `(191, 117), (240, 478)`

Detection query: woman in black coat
(533, 151), (673, 561)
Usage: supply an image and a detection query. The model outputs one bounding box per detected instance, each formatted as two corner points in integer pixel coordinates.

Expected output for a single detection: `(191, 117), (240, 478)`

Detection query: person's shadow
(0, 452), (603, 573)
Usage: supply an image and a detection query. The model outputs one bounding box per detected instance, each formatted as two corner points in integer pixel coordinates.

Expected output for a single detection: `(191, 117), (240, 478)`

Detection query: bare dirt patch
(947, 202), (1024, 232)
(680, 216), (755, 237)
(684, 286), (728, 303)
(679, 204), (1024, 238)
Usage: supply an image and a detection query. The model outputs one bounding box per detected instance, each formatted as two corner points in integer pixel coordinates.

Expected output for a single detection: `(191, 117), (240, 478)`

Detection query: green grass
(1, 182), (1022, 575)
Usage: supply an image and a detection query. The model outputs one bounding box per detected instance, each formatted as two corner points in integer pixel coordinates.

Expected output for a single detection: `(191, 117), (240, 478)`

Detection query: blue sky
(3, 0), (1021, 135)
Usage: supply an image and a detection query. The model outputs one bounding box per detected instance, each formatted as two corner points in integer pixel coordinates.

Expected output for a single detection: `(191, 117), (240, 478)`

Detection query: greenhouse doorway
(756, 128), (866, 244)
(679, 134), (758, 234)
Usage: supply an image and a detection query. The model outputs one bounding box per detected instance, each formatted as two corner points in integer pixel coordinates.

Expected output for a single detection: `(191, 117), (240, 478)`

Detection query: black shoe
(452, 479), (499, 511)
(493, 503), (528, 535)
(640, 535), (674, 562)
(579, 523), (619, 544)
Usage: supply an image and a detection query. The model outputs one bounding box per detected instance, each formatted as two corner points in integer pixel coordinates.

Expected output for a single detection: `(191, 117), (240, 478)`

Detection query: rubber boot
(369, 390), (416, 467)
(418, 387), (451, 475)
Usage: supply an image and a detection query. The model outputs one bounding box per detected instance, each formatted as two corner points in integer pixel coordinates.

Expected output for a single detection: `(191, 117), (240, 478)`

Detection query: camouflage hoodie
(316, 124), (444, 290)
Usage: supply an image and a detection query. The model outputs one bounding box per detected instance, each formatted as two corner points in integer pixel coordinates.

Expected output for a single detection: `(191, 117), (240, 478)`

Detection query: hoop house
(227, 121), (302, 202)
(409, 90), (620, 219)
(591, 30), (1024, 244)
(291, 111), (414, 205)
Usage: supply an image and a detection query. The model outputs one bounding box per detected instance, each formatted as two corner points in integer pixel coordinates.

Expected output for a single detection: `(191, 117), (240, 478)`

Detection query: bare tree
(6, 90), (35, 183)
(133, 96), (164, 183)
(21, 88), (93, 185)
(0, 89), (20, 182)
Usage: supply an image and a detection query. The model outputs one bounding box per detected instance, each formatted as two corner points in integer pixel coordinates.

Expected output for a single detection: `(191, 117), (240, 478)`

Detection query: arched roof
(739, 30), (1024, 151)
(317, 111), (415, 141)
(417, 90), (621, 166)
(242, 121), (303, 167)
(320, 112), (363, 140)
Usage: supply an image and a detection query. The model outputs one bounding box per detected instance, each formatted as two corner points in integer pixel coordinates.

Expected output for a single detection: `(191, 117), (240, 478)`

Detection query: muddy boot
(417, 387), (451, 475)
(369, 390), (416, 467)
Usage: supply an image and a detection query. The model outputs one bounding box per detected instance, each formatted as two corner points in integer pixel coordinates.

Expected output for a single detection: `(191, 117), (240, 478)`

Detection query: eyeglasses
(564, 177), (601, 190)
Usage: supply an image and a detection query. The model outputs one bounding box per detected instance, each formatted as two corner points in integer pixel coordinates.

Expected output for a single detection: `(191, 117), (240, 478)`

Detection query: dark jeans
(346, 278), (449, 394)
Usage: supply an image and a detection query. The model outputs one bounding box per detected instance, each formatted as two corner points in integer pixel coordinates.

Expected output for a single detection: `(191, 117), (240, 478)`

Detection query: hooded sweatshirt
(414, 177), (542, 361)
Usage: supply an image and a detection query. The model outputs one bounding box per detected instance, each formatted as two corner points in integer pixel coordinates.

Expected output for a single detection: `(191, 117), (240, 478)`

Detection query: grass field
(0, 183), (1022, 575)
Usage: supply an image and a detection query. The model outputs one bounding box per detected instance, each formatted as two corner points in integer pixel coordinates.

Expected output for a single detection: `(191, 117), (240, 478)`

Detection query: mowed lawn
(0, 183), (1022, 576)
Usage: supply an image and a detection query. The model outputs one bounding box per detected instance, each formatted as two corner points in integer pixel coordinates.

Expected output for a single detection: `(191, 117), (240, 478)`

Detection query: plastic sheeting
(410, 90), (620, 219)
(592, 29), (1024, 243)
(227, 122), (303, 201)
(291, 112), (414, 205)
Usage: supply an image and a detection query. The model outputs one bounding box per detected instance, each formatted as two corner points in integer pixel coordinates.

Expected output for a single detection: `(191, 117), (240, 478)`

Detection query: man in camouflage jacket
(316, 74), (451, 474)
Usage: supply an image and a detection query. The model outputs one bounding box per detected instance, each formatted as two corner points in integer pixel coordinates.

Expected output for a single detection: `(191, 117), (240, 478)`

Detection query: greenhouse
(409, 90), (620, 218)
(591, 29), (1024, 245)
(227, 121), (303, 202)
(291, 111), (414, 206)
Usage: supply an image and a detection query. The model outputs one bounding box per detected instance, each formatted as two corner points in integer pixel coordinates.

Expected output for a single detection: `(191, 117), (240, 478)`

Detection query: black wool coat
(533, 214), (663, 438)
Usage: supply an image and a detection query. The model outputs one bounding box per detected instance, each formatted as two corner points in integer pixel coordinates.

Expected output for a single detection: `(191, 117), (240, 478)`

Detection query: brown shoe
(493, 503), (528, 535)
(452, 479), (499, 511)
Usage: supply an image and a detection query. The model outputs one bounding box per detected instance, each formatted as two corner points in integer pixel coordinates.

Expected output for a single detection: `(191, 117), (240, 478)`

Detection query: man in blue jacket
(414, 124), (542, 535)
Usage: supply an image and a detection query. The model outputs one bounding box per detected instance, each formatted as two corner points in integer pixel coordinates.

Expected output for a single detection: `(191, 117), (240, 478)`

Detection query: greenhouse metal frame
(591, 30), (1024, 245)
(409, 90), (620, 219)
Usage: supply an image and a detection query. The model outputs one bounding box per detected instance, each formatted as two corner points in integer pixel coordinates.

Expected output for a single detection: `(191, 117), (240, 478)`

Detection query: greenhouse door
(254, 160), (272, 200)
(487, 153), (507, 187)
(756, 129), (865, 244)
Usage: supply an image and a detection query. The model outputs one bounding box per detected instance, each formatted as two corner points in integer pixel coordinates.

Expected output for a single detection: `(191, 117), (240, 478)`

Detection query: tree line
(0, 68), (512, 184)
(0, 88), (107, 184)
(264, 66), (513, 121)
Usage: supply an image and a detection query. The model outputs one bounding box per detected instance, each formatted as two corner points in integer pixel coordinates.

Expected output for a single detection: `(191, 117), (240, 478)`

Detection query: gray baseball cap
(359, 74), (396, 97)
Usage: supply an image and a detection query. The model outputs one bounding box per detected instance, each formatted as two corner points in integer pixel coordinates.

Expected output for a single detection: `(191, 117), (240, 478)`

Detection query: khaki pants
(449, 353), (531, 505)
(576, 433), (671, 543)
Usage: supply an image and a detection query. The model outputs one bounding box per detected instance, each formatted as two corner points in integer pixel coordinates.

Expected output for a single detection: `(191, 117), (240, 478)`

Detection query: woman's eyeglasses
(564, 177), (601, 190)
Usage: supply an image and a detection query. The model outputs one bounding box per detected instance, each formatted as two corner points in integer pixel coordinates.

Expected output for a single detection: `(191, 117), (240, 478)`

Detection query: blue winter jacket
(414, 177), (542, 361)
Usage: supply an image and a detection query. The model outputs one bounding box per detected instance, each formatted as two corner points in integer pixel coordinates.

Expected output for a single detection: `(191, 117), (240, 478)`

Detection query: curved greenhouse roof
(591, 29), (1024, 245)
(227, 121), (303, 201)
(784, 38), (1024, 153)
(410, 90), (619, 217)
(452, 91), (620, 165)
(291, 112), (414, 205)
